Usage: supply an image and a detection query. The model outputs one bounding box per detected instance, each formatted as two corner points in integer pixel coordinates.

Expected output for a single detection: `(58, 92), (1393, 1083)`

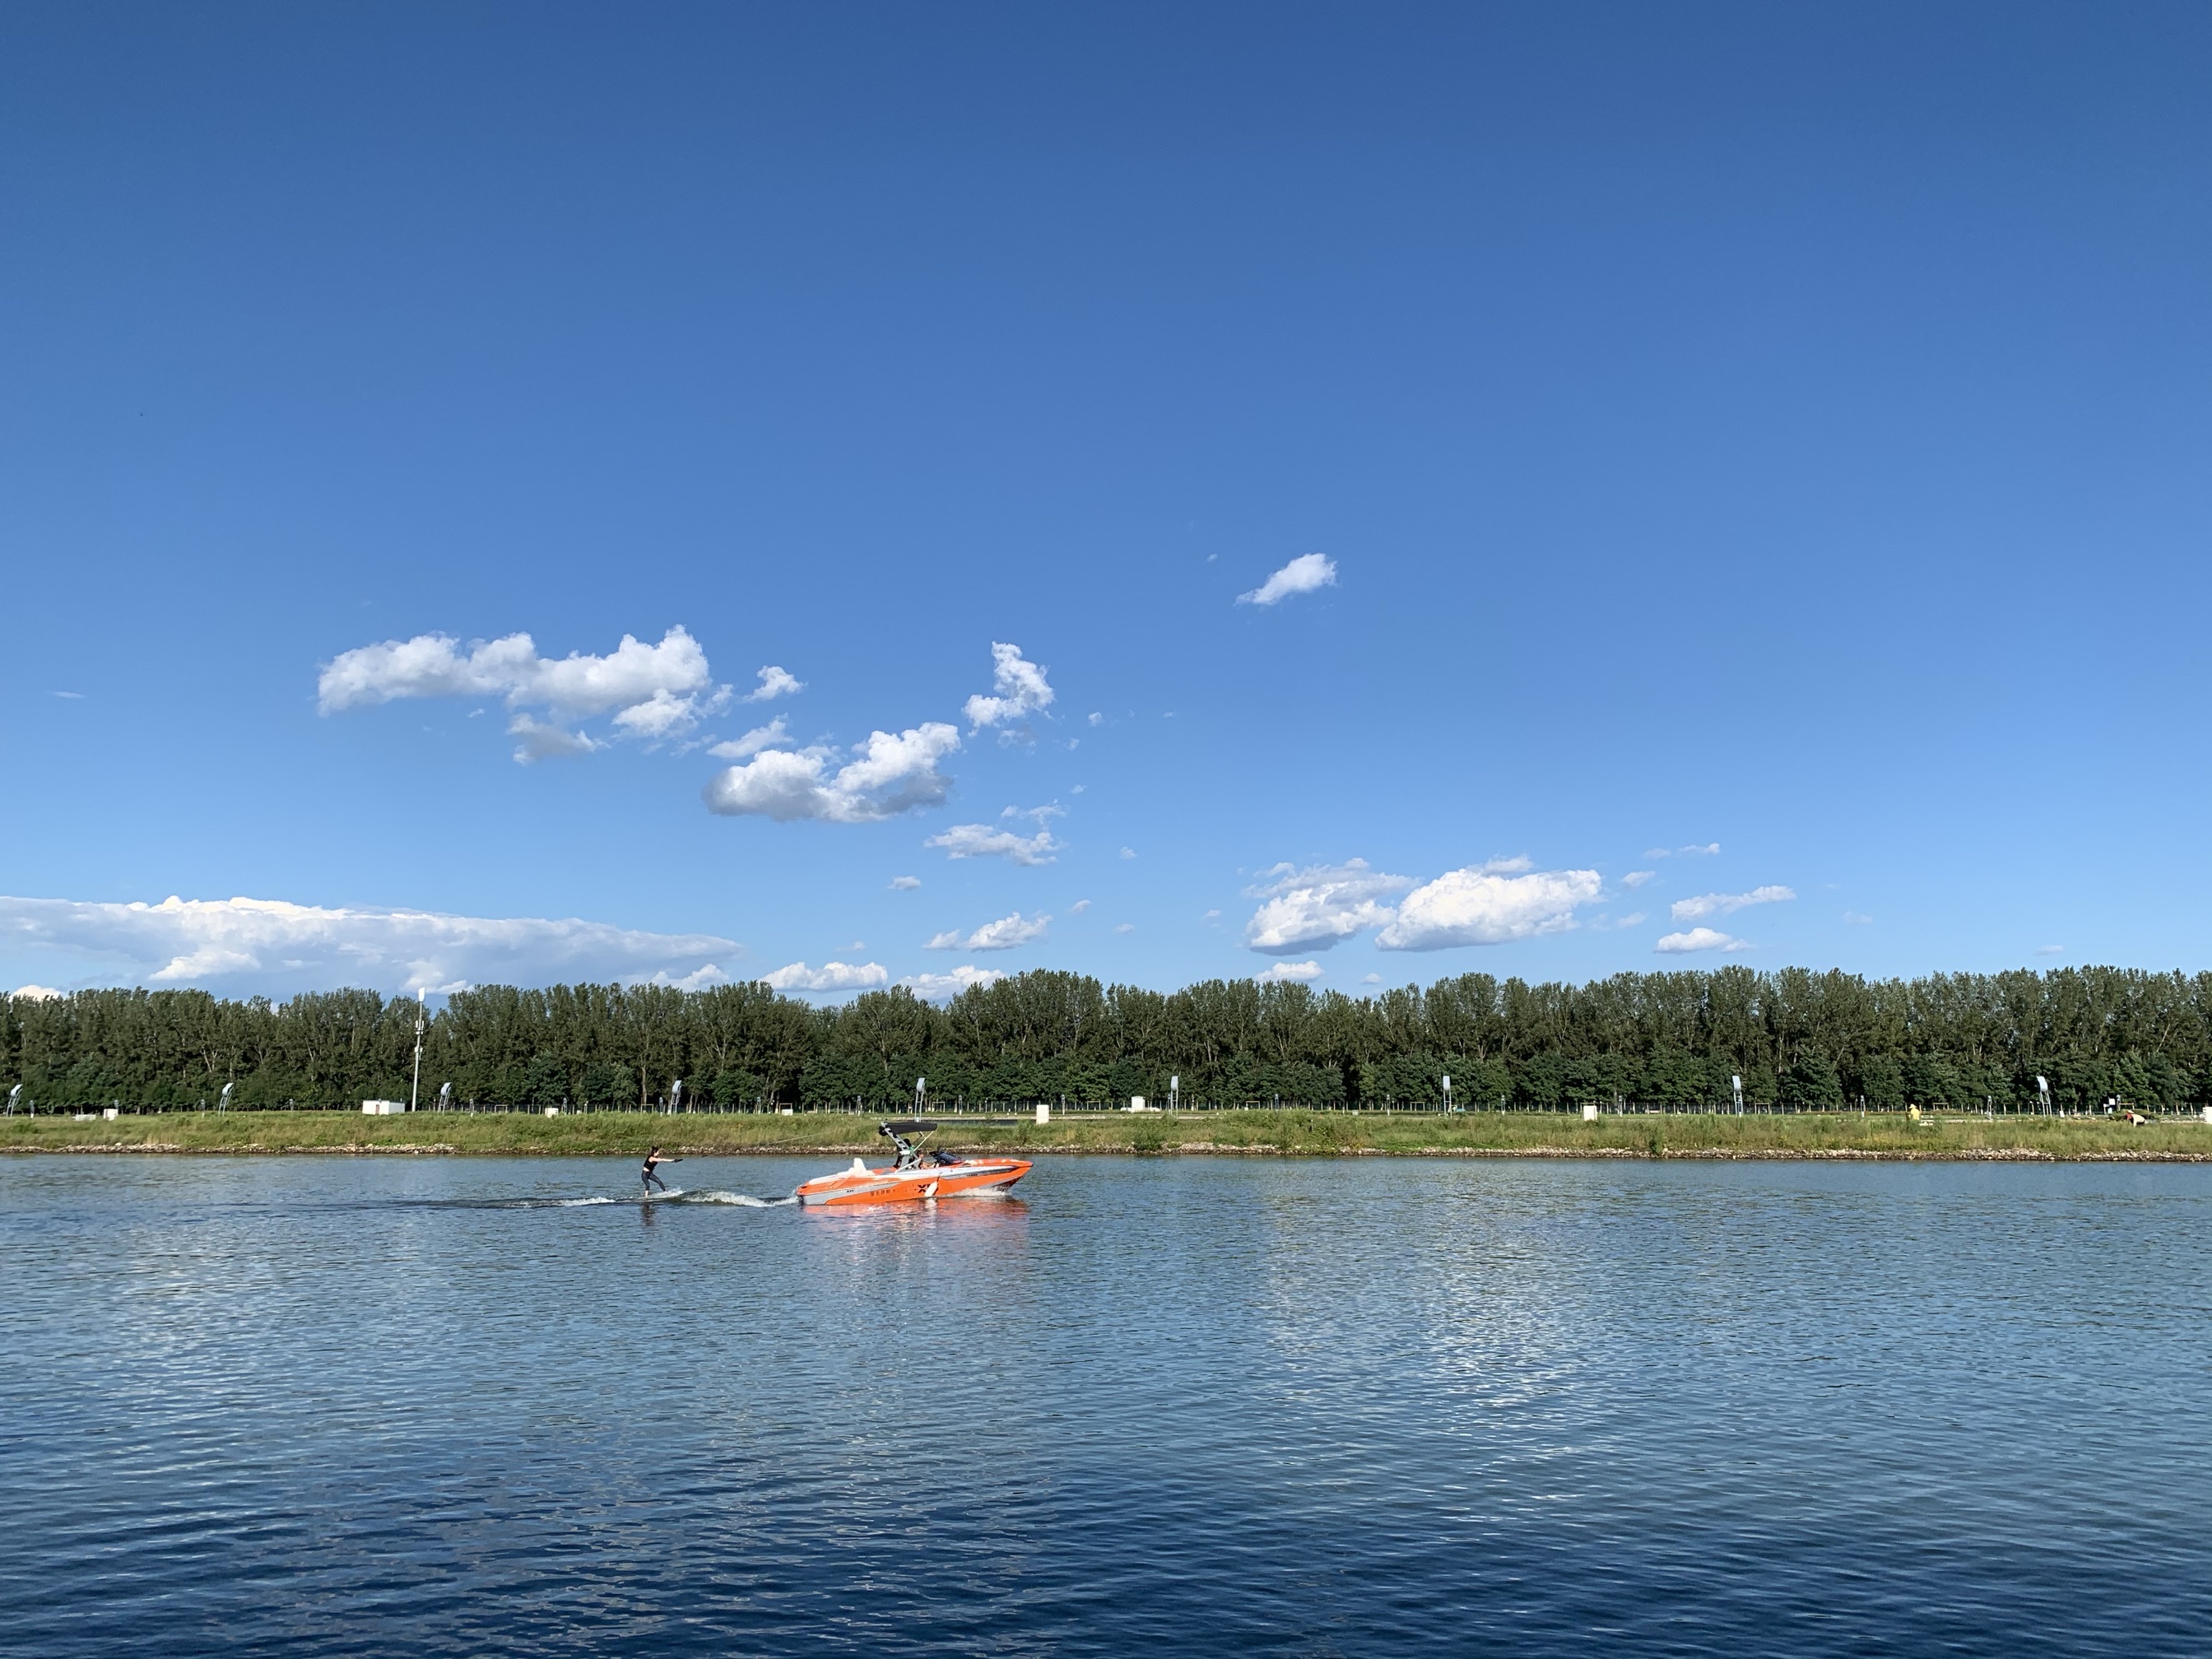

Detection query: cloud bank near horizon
(0, 894), (735, 996)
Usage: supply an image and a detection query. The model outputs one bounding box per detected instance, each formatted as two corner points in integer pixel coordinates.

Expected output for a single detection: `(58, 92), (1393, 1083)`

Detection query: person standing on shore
(642, 1146), (680, 1194)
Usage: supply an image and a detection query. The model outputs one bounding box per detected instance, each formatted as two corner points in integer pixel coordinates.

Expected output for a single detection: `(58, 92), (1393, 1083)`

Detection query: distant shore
(3, 1109), (2210, 1161)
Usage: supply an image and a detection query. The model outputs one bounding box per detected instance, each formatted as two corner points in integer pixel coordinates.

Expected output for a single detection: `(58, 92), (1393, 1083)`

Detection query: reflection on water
(1, 1154), (2208, 1657)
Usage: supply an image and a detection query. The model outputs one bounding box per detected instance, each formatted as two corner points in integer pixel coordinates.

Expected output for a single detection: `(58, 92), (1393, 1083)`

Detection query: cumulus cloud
(319, 626), (727, 760)
(2036, 944), (2065, 957)
(1620, 912), (1647, 927)
(761, 960), (888, 993)
(703, 724), (960, 823)
(0, 894), (733, 995)
(1238, 553), (1338, 606)
(1843, 910), (1873, 925)
(1254, 960), (1322, 983)
(1069, 899), (1092, 913)
(923, 824), (1062, 865)
(964, 642), (1054, 731)
(1376, 866), (1603, 950)
(1243, 861), (1413, 955)
(1654, 927), (1747, 954)
(1113, 922), (1136, 934)
(708, 718), (790, 760)
(1622, 871), (1656, 889)
(1643, 843), (1722, 859)
(742, 666), (804, 702)
(890, 876), (922, 891)
(12, 984), (62, 1000)
(1669, 885), (1795, 922)
(926, 912), (1050, 952)
(1239, 855), (1606, 955)
(898, 965), (1005, 1002)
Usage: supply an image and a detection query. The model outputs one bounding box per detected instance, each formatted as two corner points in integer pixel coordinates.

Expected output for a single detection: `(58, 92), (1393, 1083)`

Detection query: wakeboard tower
(793, 1120), (1031, 1206)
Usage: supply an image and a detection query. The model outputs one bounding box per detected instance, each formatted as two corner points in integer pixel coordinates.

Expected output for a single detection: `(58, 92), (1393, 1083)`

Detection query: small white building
(361, 1099), (407, 1116)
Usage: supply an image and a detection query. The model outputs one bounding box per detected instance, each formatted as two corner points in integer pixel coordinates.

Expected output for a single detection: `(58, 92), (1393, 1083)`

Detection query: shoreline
(4, 1109), (2210, 1162)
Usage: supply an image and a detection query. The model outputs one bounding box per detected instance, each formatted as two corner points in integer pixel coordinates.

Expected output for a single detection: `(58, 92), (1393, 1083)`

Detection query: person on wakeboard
(641, 1146), (681, 1195)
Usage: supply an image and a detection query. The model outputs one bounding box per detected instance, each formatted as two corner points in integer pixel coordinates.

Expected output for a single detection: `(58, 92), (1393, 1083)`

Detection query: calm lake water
(2, 1153), (2207, 1657)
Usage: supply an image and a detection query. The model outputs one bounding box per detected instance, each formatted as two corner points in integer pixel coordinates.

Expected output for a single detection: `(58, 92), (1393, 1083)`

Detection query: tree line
(5, 964), (2210, 1114)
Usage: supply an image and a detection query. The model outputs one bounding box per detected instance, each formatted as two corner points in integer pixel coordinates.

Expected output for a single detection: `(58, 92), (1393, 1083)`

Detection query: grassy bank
(2, 1109), (2210, 1160)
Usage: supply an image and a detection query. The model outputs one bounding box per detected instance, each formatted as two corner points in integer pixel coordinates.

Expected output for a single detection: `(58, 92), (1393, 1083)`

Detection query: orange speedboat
(794, 1120), (1032, 1207)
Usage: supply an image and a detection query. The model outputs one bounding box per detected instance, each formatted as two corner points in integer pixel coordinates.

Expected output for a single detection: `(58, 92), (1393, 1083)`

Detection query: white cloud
(1670, 885), (1796, 922)
(927, 912), (1050, 952)
(1361, 973), (1382, 985)
(1113, 922), (1136, 934)
(1087, 712), (1103, 727)
(898, 965), (1005, 1002)
(1622, 871), (1656, 889)
(761, 960), (888, 993)
(1254, 960), (1323, 983)
(1001, 802), (1066, 823)
(1655, 927), (1748, 954)
(1377, 867), (1603, 950)
(1843, 910), (1873, 925)
(2036, 944), (2065, 957)
(1238, 552), (1338, 606)
(964, 642), (1054, 731)
(704, 723), (960, 823)
(1070, 899), (1092, 913)
(1119, 846), (1136, 860)
(1243, 860), (1413, 955)
(708, 717), (790, 760)
(319, 626), (727, 760)
(1643, 843), (1722, 859)
(890, 876), (922, 891)
(0, 893), (734, 995)
(12, 984), (62, 1000)
(648, 964), (732, 991)
(924, 824), (1062, 865)
(51, 691), (82, 700)
(742, 666), (804, 702)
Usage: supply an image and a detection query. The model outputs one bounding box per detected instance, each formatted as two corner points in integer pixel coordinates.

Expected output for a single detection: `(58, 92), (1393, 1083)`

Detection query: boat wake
(423, 1189), (798, 1211)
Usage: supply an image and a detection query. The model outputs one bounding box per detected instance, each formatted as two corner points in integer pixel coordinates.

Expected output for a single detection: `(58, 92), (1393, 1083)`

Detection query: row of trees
(6, 965), (2210, 1113)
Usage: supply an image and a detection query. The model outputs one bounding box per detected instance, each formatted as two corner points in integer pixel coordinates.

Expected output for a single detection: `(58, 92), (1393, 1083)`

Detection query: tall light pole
(410, 990), (426, 1113)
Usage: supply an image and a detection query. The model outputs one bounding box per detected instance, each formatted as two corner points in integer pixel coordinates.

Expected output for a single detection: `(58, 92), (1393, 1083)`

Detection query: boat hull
(794, 1158), (1032, 1206)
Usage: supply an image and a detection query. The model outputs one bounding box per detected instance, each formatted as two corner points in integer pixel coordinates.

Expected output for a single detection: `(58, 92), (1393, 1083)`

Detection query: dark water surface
(2, 1154), (2207, 1657)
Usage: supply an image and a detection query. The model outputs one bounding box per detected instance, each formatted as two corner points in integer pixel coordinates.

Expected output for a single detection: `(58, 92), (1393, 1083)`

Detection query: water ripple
(1, 1155), (2207, 1656)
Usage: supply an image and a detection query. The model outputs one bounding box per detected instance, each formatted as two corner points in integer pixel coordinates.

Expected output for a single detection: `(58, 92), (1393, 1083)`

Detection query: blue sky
(3, 2), (2208, 1000)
